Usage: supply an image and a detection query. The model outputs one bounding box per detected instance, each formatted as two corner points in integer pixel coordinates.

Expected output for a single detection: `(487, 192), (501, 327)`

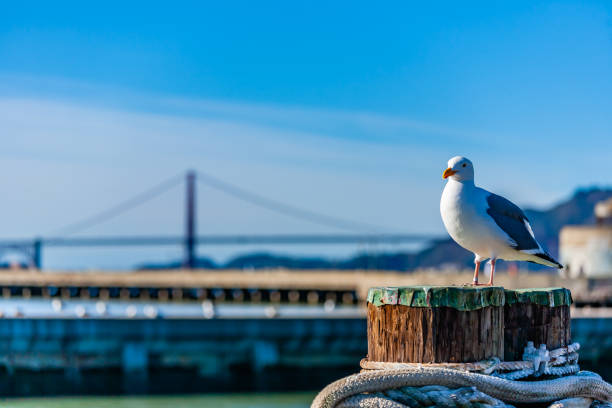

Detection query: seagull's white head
(443, 156), (474, 182)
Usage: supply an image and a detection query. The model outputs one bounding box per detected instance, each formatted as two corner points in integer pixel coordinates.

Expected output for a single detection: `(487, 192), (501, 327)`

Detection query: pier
(0, 273), (610, 396)
(0, 269), (611, 305)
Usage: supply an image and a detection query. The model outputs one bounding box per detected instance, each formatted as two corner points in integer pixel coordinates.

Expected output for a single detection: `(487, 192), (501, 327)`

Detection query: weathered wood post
(504, 288), (572, 361)
(366, 286), (505, 363)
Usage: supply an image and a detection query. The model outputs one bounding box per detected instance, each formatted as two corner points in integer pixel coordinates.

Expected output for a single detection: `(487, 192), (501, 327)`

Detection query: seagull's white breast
(440, 180), (517, 260)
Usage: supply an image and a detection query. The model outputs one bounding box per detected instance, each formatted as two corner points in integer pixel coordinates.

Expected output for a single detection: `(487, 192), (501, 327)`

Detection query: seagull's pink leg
(487, 258), (497, 286)
(472, 260), (481, 285)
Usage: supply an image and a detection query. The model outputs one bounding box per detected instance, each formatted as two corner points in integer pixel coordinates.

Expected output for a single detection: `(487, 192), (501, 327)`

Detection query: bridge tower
(33, 238), (42, 269)
(184, 171), (197, 269)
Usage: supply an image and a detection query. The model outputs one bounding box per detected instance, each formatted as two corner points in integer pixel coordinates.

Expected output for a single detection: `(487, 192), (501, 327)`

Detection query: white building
(559, 197), (612, 278)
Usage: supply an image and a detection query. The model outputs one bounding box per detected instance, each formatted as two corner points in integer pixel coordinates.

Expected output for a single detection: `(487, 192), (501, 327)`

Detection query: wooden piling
(366, 286), (505, 363)
(504, 288), (572, 361)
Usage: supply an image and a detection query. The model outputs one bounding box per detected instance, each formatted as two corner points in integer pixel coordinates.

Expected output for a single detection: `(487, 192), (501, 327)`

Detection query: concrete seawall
(0, 310), (609, 395)
(0, 315), (366, 395)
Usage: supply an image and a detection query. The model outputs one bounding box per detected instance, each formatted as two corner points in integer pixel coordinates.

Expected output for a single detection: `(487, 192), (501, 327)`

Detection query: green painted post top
(504, 288), (572, 307)
(366, 286), (505, 311)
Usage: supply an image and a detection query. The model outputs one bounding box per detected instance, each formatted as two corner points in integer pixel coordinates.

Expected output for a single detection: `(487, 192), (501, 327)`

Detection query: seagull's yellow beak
(442, 168), (457, 179)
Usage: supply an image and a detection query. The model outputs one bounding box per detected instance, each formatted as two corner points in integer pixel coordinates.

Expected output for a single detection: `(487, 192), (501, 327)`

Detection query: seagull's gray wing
(485, 193), (540, 251)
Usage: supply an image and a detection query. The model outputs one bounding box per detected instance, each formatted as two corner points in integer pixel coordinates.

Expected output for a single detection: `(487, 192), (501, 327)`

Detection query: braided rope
(360, 358), (504, 372)
(310, 367), (612, 408)
(313, 343), (612, 408)
(336, 386), (512, 408)
(361, 342), (582, 380)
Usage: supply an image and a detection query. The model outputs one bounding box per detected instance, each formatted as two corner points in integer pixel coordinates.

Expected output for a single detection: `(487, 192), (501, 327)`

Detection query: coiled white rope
(337, 385), (512, 408)
(360, 342), (581, 380)
(312, 343), (612, 408)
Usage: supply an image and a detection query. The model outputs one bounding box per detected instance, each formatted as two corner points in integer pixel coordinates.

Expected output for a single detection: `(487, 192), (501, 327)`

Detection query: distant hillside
(524, 188), (612, 258)
(138, 187), (612, 271)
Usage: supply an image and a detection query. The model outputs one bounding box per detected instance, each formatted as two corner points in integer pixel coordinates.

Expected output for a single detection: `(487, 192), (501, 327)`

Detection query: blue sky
(0, 1), (611, 268)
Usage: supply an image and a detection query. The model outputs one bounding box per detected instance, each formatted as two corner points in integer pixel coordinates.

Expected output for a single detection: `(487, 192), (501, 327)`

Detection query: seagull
(440, 156), (562, 286)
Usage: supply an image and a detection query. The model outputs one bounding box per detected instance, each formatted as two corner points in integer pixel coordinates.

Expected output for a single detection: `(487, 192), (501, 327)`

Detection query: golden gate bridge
(0, 170), (441, 269)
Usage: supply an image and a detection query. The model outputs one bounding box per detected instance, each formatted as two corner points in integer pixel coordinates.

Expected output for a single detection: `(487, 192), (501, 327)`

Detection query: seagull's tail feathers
(527, 252), (563, 269)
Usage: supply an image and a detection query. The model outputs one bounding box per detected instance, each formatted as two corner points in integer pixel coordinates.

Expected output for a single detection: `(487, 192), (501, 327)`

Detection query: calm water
(0, 393), (315, 408)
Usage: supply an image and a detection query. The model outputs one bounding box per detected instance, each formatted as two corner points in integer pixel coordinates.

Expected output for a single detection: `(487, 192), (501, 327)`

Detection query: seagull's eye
(462, 163), (467, 168)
